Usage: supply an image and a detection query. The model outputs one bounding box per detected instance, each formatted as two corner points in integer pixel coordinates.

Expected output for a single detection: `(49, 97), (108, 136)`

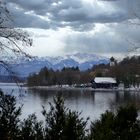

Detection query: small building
(91, 77), (118, 88)
(110, 57), (116, 66)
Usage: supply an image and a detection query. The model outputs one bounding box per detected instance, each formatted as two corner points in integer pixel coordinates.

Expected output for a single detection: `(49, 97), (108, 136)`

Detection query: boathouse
(91, 77), (118, 88)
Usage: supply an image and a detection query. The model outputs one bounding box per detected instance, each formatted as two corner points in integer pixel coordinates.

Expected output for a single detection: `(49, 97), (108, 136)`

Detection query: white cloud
(26, 28), (69, 56)
(3, 0), (140, 57)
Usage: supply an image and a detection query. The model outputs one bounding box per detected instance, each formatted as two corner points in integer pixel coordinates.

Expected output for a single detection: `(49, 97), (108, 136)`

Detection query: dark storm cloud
(4, 0), (140, 56)
(5, 0), (138, 30)
(6, 2), (50, 29)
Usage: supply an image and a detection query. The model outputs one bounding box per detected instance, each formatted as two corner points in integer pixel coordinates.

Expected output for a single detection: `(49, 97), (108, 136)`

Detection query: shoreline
(0, 83), (140, 92)
(29, 86), (140, 92)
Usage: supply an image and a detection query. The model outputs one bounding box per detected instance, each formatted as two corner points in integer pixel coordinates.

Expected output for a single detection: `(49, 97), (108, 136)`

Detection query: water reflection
(28, 89), (96, 120)
(28, 88), (140, 120)
(0, 84), (140, 121)
(110, 91), (140, 111)
(28, 89), (140, 120)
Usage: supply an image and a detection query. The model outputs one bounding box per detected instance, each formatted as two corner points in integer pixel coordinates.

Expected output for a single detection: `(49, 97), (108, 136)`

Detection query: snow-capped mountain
(66, 53), (108, 64)
(7, 53), (109, 77)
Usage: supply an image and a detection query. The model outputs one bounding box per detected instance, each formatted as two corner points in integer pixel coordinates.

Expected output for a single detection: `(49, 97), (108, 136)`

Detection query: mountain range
(1, 53), (109, 77)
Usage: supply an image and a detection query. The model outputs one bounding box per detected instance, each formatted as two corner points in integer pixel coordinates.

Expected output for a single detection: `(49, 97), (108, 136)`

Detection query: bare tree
(0, 1), (32, 77)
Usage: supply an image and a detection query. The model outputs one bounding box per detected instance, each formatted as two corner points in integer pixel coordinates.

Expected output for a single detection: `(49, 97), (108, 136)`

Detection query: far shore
(28, 85), (140, 92)
(0, 82), (140, 92)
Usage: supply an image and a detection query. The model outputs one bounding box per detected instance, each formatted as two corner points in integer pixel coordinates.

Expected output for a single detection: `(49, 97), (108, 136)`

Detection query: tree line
(0, 90), (140, 140)
(27, 67), (91, 86)
(110, 56), (140, 87)
(91, 56), (140, 88)
(27, 56), (140, 88)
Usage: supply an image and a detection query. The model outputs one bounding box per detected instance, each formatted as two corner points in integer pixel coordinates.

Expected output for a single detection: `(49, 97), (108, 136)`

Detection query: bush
(0, 91), (88, 140)
(42, 96), (88, 140)
(0, 91), (22, 140)
(20, 114), (44, 140)
(0, 90), (140, 140)
(89, 105), (140, 140)
(0, 91), (44, 140)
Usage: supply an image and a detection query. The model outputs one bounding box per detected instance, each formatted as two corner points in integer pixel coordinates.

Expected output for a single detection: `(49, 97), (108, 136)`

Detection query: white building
(91, 77), (118, 88)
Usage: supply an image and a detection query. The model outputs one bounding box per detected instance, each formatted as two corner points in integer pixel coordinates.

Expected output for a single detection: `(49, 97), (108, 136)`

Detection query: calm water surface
(0, 84), (140, 122)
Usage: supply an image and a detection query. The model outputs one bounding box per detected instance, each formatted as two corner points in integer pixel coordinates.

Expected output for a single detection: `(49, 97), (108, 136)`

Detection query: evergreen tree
(42, 96), (88, 140)
(0, 91), (22, 140)
(20, 114), (44, 140)
(89, 105), (140, 140)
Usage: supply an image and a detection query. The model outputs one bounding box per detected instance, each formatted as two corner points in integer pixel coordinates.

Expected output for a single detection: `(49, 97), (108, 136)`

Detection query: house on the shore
(91, 77), (118, 88)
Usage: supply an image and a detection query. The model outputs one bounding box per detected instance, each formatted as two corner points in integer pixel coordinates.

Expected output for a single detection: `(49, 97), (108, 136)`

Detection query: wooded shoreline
(29, 85), (140, 92)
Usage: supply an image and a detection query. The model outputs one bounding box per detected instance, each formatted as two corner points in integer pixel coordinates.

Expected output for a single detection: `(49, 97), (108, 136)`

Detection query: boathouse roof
(94, 77), (117, 84)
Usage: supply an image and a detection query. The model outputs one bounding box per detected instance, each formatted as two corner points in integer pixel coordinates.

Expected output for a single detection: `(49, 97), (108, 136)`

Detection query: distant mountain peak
(65, 53), (109, 64)
(4, 53), (109, 77)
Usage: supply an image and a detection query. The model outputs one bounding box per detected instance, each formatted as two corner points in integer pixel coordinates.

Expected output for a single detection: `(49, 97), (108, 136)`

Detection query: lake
(0, 83), (140, 123)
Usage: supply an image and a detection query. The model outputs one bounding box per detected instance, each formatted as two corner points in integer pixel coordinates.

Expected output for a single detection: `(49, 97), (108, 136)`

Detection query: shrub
(89, 105), (140, 140)
(0, 91), (22, 140)
(0, 90), (140, 140)
(20, 114), (44, 140)
(42, 96), (88, 140)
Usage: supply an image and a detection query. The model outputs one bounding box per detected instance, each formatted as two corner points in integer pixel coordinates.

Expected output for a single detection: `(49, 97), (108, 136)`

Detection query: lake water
(0, 83), (140, 123)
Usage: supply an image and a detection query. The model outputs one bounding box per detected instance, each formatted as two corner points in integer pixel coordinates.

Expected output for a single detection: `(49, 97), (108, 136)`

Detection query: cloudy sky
(5, 0), (140, 58)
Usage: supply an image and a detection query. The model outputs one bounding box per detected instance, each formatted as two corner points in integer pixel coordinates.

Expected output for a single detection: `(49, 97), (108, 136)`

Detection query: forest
(27, 56), (140, 88)
(27, 67), (92, 86)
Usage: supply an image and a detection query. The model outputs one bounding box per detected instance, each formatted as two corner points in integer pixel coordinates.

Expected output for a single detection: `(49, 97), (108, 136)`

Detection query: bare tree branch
(0, 1), (33, 82)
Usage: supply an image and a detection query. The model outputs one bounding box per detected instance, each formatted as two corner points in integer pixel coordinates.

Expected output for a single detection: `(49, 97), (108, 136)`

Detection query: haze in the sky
(6, 0), (140, 57)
